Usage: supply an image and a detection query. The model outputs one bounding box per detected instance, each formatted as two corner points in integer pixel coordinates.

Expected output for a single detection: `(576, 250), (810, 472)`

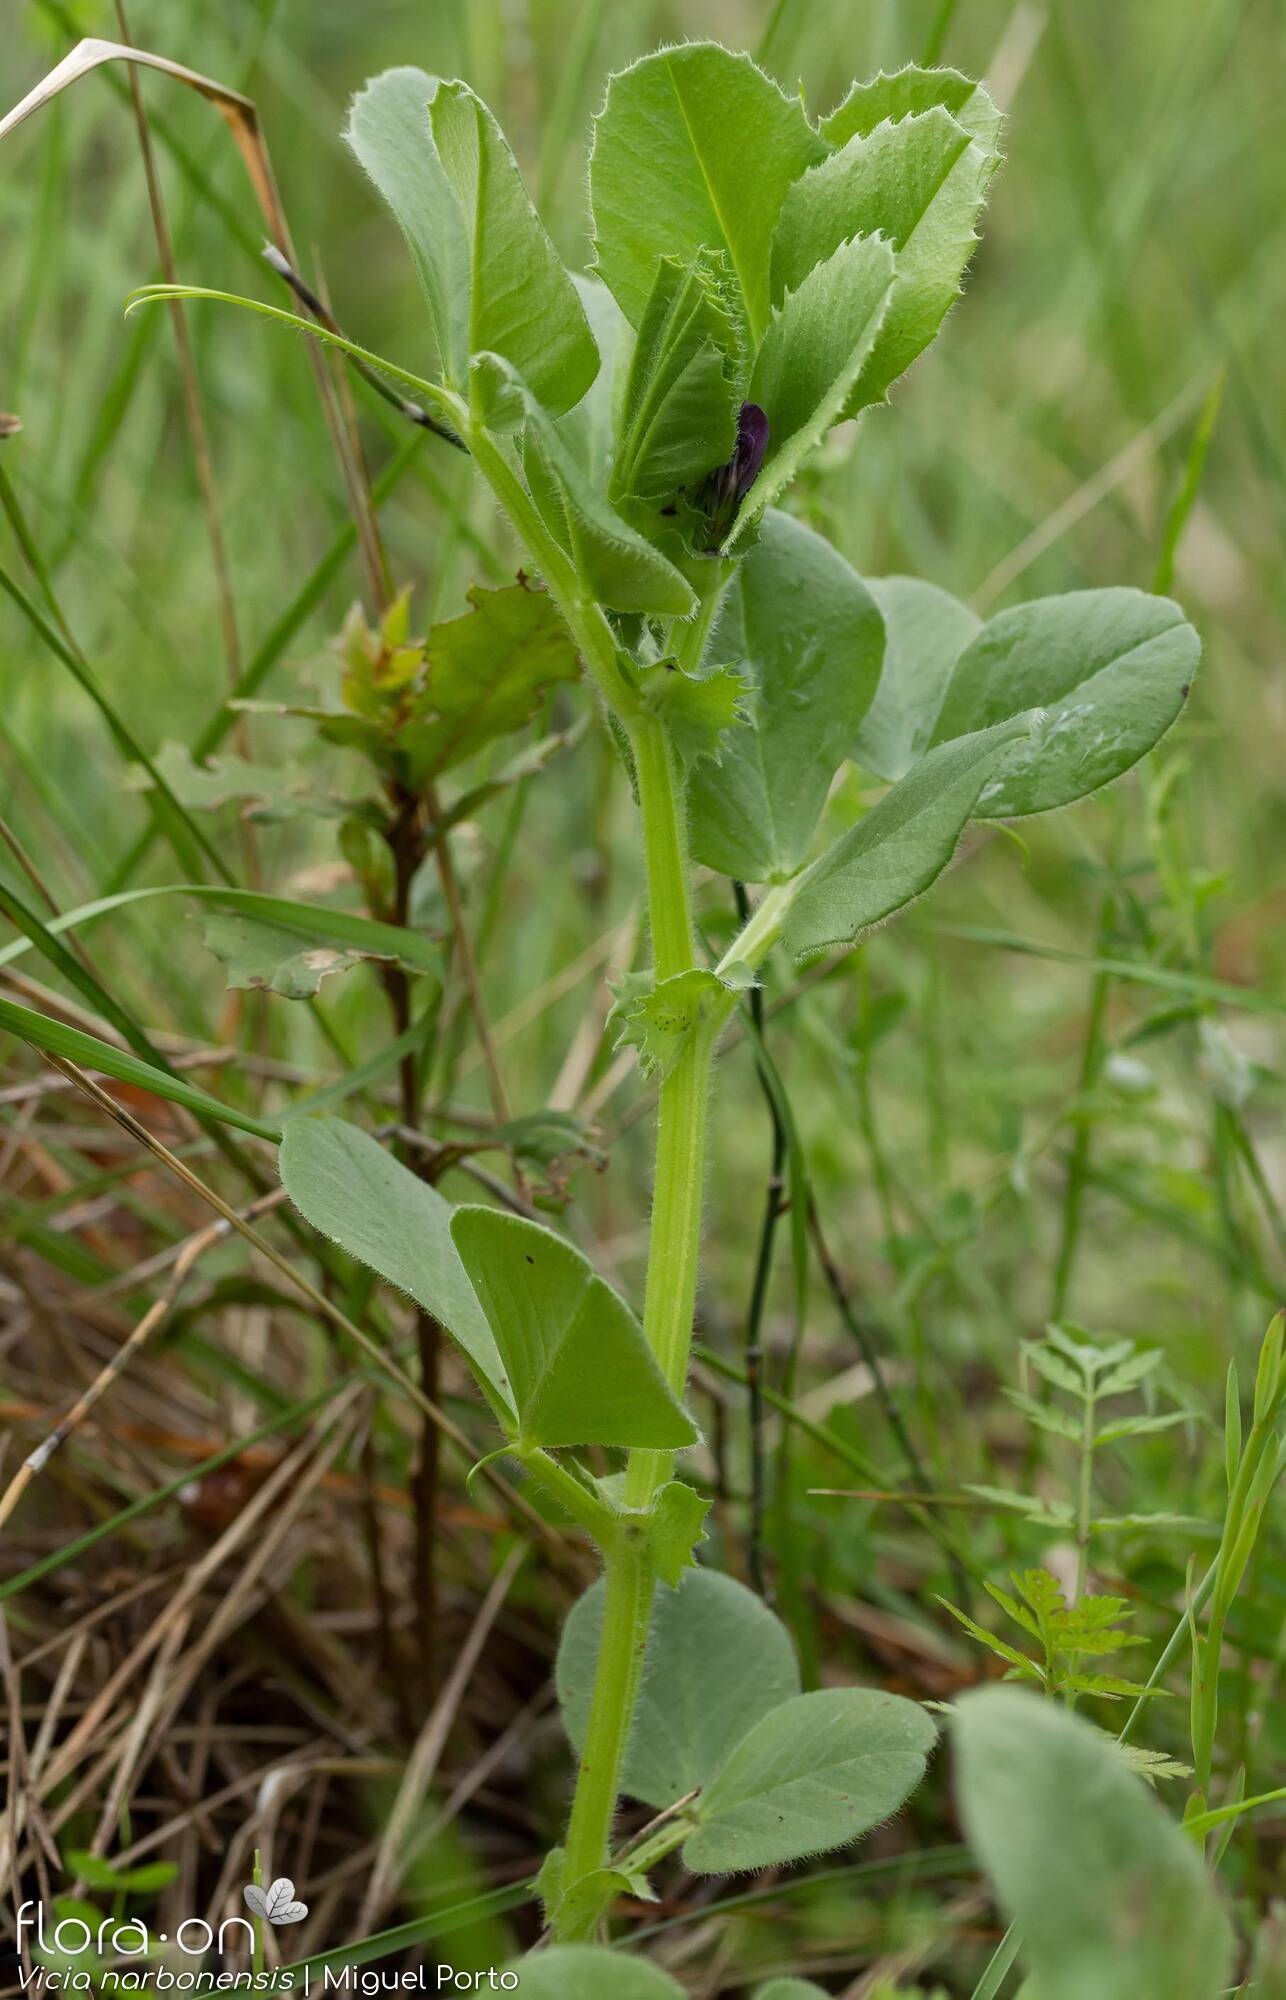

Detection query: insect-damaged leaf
(682, 1687), (936, 1874)
(192, 890), (440, 1000)
(448, 1206), (697, 1450)
(590, 43), (824, 342)
(346, 69), (597, 417)
(737, 234), (895, 544)
(504, 1949), (685, 2000)
(557, 1567), (801, 1810)
(201, 912), (418, 1000)
(929, 588), (1201, 818)
(278, 1118), (514, 1424)
(690, 512), (884, 881)
(953, 1688), (1234, 2000)
(783, 719), (1028, 961)
(854, 576), (981, 781)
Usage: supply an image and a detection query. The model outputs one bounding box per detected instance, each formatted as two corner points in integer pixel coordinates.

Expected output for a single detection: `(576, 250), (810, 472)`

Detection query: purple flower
(699, 402), (769, 550)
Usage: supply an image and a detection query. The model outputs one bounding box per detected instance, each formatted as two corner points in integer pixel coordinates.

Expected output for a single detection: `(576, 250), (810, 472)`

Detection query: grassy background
(2, 0), (1283, 1991)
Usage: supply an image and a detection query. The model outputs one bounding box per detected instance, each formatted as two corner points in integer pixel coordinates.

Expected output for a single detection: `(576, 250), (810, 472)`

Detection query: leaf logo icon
(243, 1878), (308, 1925)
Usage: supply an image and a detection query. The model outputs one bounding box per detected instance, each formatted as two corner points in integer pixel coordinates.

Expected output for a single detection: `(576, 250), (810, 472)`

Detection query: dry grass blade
(0, 1192), (282, 1534)
(0, 39), (279, 243)
(357, 1543), (528, 1931)
(0, 35), (384, 605)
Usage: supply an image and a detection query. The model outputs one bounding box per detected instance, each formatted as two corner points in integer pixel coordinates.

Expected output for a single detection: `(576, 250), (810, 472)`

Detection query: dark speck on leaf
(1180, 684), (1190, 698)
(525, 1254), (535, 1265)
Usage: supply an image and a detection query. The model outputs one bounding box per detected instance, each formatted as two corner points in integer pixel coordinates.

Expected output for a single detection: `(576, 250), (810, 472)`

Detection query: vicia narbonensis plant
(133, 42), (1202, 1953)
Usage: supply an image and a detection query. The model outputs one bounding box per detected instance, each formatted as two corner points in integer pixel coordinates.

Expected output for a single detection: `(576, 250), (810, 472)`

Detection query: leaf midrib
(662, 55), (762, 345)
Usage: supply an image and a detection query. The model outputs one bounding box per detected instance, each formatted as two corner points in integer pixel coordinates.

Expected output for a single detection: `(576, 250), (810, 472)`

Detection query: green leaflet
(772, 105), (990, 410)
(682, 1687), (936, 1874)
(448, 1206), (697, 1450)
(737, 234), (896, 545)
(930, 587), (1202, 817)
(590, 43), (824, 341)
(854, 575), (981, 780)
(953, 1688), (1234, 2000)
(560, 274), (632, 493)
(821, 62), (1003, 154)
(614, 966), (745, 1079)
(557, 1567), (801, 1810)
(611, 251), (744, 504)
(754, 1984), (832, 2000)
(476, 355), (694, 615)
(346, 70), (597, 419)
(783, 720), (1028, 961)
(345, 69), (471, 387)
(431, 81), (599, 422)
(277, 1118), (514, 1423)
(646, 1480), (712, 1586)
(397, 582), (581, 781)
(504, 1950), (683, 2000)
(639, 659), (748, 778)
(689, 512), (884, 881)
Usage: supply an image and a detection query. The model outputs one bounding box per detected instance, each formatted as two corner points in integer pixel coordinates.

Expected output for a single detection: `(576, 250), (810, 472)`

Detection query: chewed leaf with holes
(682, 1687), (936, 1873)
(278, 1118), (513, 1424)
(953, 1688), (1233, 2000)
(690, 512), (885, 881)
(930, 588), (1201, 817)
(448, 1207), (697, 1450)
(557, 1568), (801, 1809)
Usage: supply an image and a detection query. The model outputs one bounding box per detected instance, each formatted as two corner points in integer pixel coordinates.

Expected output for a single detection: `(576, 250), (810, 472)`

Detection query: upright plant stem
(558, 1532), (651, 1896)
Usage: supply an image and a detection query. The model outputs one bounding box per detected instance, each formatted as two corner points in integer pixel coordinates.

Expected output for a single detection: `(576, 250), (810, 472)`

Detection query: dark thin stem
(262, 246), (467, 451)
(808, 1201), (974, 1613)
(734, 881), (785, 1598)
(381, 782), (444, 1700)
(1051, 894), (1115, 1319)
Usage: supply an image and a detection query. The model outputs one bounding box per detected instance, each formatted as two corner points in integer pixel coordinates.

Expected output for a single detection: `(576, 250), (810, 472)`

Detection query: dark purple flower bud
(700, 402), (769, 550)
